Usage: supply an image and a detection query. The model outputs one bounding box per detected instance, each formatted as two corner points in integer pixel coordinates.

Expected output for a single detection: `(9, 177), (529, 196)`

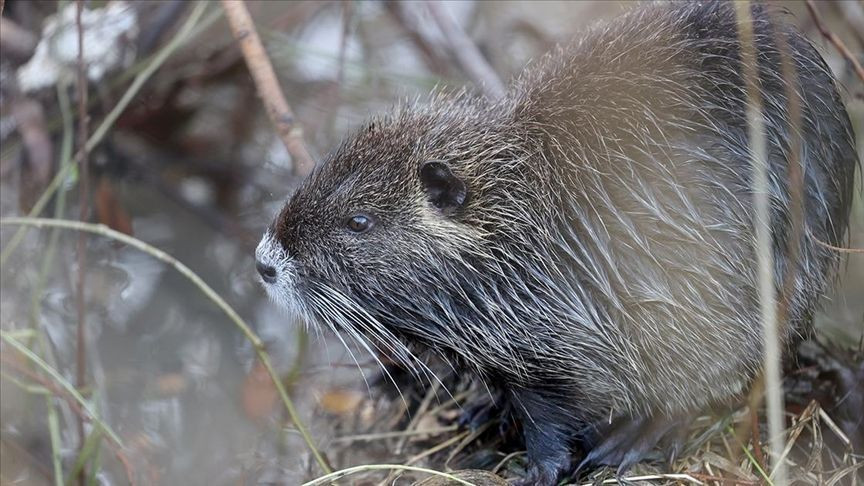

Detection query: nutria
(254, 1), (858, 484)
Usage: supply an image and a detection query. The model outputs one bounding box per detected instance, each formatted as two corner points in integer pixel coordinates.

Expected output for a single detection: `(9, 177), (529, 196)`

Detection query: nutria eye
(346, 214), (373, 233)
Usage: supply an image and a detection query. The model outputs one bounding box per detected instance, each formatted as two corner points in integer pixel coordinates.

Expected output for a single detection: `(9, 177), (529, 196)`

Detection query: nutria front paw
(578, 414), (692, 474)
(457, 390), (511, 433)
(511, 463), (563, 486)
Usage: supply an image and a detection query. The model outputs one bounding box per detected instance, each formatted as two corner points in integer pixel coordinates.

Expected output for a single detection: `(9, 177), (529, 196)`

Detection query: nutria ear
(420, 161), (467, 214)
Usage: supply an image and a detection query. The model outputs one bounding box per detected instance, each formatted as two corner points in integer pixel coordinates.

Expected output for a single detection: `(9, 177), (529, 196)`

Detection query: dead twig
(383, 2), (451, 77)
(748, 406), (766, 473)
(221, 0), (315, 176)
(424, 1), (505, 99)
(828, 1), (864, 48)
(806, 0), (864, 83)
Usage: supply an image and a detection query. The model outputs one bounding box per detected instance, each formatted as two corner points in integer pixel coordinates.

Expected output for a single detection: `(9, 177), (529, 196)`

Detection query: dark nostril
(256, 260), (278, 283)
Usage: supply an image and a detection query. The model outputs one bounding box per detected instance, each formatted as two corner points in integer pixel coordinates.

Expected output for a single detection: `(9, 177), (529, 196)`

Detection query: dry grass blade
(773, 401), (818, 477)
(301, 464), (476, 486)
(700, 450), (759, 481)
(402, 430), (470, 468)
(816, 408), (854, 451)
(331, 425), (459, 444)
(445, 421), (492, 468)
(690, 472), (759, 485)
(396, 380), (441, 454)
(825, 462), (864, 486)
(492, 451), (525, 475)
(577, 473), (704, 485)
(0, 335), (124, 448)
(0, 353), (135, 485)
(733, 3), (787, 484)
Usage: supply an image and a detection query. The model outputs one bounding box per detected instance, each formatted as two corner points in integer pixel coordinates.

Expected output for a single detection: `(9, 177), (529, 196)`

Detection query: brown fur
(256, 2), (858, 483)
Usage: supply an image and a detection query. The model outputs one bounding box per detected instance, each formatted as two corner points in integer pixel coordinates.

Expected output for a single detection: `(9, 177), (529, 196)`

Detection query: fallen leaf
(96, 176), (134, 236)
(242, 359), (278, 421)
(155, 373), (187, 396)
(318, 388), (364, 416)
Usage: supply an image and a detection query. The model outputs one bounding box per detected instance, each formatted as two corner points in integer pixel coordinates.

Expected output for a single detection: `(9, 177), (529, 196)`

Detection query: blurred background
(0, 1), (861, 485)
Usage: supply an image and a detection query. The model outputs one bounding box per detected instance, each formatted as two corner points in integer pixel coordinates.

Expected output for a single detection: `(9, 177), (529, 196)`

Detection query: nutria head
(252, 91), (553, 380)
(253, 100), (519, 358)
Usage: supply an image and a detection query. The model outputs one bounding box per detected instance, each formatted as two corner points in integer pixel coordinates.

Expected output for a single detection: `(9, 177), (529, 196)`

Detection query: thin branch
(829, 1), (864, 48)
(806, 0), (864, 83)
(424, 1), (505, 99)
(0, 217), (332, 476)
(221, 0), (315, 176)
(749, 405), (766, 475)
(383, 2), (451, 77)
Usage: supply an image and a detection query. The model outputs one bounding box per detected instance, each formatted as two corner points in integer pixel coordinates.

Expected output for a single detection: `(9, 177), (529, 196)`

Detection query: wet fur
(257, 2), (858, 483)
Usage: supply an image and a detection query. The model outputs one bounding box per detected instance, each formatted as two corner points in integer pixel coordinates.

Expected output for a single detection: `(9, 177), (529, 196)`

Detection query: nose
(256, 260), (278, 284)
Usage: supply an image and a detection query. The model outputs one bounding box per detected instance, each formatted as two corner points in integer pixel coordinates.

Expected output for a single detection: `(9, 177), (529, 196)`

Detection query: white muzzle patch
(255, 231), (302, 315)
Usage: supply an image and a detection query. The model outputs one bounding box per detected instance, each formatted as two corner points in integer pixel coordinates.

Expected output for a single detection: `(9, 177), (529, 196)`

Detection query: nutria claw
(578, 415), (692, 475)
